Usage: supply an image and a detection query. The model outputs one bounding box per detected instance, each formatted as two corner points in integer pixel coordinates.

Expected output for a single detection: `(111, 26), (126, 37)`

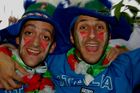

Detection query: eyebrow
(42, 28), (53, 35)
(23, 23), (53, 34)
(23, 23), (36, 29)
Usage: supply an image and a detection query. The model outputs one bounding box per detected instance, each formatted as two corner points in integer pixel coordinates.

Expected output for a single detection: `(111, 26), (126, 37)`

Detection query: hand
(8, 16), (18, 25)
(0, 43), (16, 49)
(0, 52), (28, 90)
(106, 47), (128, 63)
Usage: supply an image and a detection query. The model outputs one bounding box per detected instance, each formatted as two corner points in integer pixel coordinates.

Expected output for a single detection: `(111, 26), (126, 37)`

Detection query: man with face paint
(45, 0), (140, 93)
(0, 2), (57, 93)
(71, 15), (109, 65)
(0, 0), (132, 92)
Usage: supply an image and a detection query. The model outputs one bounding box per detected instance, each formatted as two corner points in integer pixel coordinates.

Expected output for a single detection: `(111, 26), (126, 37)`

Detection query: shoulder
(110, 48), (140, 70)
(120, 48), (140, 60)
(47, 52), (68, 69)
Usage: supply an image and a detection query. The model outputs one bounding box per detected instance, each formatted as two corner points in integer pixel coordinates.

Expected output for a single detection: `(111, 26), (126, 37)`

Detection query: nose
(89, 28), (96, 39)
(33, 37), (40, 47)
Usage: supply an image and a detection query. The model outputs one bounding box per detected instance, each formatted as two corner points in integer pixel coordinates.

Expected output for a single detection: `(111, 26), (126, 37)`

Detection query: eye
(79, 25), (87, 30)
(96, 24), (104, 31)
(24, 31), (33, 36)
(42, 35), (51, 41)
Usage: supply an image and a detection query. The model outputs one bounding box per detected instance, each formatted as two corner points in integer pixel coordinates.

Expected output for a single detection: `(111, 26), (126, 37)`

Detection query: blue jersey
(0, 86), (24, 93)
(47, 48), (140, 93)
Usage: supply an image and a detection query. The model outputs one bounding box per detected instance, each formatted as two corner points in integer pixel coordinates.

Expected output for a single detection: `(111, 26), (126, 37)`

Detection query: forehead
(75, 15), (107, 25)
(20, 20), (55, 37)
(24, 20), (53, 27)
(22, 20), (54, 33)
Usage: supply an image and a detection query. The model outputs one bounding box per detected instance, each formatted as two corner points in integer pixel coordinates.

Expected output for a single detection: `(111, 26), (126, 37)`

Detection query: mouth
(26, 48), (40, 56)
(85, 42), (99, 52)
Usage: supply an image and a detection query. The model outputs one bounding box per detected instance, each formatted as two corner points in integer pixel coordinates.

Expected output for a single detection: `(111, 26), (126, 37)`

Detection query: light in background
(0, 0), (139, 30)
(0, 0), (25, 30)
(110, 0), (140, 17)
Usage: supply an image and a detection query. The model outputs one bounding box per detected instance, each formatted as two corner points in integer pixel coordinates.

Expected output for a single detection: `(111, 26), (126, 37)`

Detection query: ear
(49, 42), (56, 53)
(16, 37), (20, 45)
(70, 31), (74, 44)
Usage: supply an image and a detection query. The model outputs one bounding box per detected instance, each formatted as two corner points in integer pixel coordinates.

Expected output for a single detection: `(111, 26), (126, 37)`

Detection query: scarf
(67, 46), (112, 86)
(11, 49), (55, 93)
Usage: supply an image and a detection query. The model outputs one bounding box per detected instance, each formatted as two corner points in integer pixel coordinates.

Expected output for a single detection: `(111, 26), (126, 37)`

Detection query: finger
(0, 74), (21, 90)
(109, 53), (118, 63)
(7, 78), (22, 89)
(106, 47), (116, 58)
(0, 83), (4, 88)
(106, 48), (113, 59)
(12, 72), (23, 82)
(15, 62), (29, 76)
(0, 79), (12, 90)
(107, 48), (118, 61)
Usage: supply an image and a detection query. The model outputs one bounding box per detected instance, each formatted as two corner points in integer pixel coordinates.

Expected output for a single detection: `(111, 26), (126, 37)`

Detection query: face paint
(77, 31), (87, 44)
(40, 40), (51, 52)
(22, 36), (33, 47)
(19, 20), (54, 68)
(72, 15), (108, 64)
(79, 31), (88, 37)
(97, 31), (106, 41)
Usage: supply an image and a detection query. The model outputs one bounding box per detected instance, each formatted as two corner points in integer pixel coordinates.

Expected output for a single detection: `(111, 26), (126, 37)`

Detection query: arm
(115, 48), (140, 87)
(103, 46), (128, 66)
(106, 46), (128, 62)
(0, 45), (28, 90)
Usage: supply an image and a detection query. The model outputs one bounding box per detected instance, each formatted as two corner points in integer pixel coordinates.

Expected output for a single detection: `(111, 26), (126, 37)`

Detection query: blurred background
(0, 0), (140, 30)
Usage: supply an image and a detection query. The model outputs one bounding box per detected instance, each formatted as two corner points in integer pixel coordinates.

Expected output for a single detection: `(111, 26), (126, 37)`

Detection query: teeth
(86, 42), (98, 47)
(27, 48), (40, 54)
(86, 44), (98, 46)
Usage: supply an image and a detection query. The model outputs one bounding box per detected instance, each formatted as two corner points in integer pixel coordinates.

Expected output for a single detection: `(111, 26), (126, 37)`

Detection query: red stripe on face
(23, 36), (33, 46)
(79, 31), (88, 38)
(97, 31), (105, 41)
(40, 40), (49, 50)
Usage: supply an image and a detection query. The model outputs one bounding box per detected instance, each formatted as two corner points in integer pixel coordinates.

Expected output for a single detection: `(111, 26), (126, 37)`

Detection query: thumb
(0, 84), (4, 89)
(15, 62), (29, 76)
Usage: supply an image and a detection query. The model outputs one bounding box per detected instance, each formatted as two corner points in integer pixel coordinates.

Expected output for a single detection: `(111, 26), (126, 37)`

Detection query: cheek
(22, 37), (33, 46)
(97, 32), (106, 41)
(78, 31), (88, 41)
(40, 40), (50, 51)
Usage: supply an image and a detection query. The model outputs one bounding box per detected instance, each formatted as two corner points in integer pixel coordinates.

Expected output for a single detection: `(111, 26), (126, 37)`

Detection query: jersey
(47, 48), (140, 93)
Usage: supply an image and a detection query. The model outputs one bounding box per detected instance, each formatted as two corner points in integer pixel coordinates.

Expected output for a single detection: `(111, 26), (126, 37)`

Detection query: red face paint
(24, 37), (31, 43)
(40, 40), (50, 51)
(19, 20), (54, 68)
(22, 33), (51, 51)
(23, 36), (33, 47)
(79, 31), (88, 38)
(97, 31), (105, 41)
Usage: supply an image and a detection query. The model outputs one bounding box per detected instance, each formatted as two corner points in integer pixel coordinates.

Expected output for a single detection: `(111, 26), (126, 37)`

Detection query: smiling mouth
(27, 48), (40, 55)
(85, 42), (99, 52)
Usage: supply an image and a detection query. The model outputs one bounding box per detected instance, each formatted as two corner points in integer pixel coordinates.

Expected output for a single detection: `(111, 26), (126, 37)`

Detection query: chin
(26, 63), (36, 67)
(82, 54), (101, 65)
(85, 59), (99, 65)
(24, 60), (39, 68)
